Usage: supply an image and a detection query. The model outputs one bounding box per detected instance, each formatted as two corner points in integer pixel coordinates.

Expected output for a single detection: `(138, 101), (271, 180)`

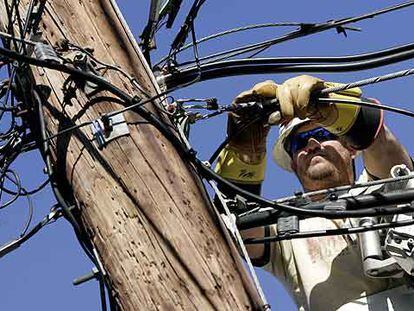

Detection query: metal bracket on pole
(73, 267), (100, 286)
(90, 113), (130, 149)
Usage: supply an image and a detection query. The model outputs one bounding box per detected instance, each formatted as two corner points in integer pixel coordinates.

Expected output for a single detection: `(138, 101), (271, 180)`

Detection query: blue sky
(1, 0), (414, 310)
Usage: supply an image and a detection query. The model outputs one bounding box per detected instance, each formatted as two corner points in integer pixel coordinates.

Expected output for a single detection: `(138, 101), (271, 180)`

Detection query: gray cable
(321, 68), (414, 95)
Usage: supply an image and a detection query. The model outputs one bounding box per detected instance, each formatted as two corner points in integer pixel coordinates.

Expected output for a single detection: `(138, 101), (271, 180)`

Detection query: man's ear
(341, 137), (358, 158)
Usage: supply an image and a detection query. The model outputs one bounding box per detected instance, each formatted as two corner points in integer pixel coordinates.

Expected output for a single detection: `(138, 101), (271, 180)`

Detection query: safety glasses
(286, 127), (337, 156)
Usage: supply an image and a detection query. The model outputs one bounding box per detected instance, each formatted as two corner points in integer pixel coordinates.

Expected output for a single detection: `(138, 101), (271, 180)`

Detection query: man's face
(290, 123), (355, 191)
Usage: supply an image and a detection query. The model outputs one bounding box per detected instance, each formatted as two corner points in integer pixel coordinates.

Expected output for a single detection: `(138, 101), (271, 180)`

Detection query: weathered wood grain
(0, 0), (262, 310)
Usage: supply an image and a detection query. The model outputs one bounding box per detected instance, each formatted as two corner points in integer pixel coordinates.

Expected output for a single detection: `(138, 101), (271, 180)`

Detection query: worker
(215, 75), (414, 310)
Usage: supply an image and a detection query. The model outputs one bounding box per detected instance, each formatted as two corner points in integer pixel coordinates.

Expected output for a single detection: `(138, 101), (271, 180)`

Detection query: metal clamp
(360, 164), (414, 278)
(90, 113), (130, 149)
(386, 213), (414, 276)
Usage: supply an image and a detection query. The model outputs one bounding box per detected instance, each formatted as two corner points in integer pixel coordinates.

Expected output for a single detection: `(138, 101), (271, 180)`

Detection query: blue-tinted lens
(287, 127), (337, 155)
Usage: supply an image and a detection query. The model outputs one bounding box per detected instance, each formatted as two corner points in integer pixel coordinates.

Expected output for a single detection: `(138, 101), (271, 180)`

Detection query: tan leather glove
(278, 75), (364, 136)
(234, 80), (278, 103)
(277, 75), (326, 121)
(234, 76), (332, 125)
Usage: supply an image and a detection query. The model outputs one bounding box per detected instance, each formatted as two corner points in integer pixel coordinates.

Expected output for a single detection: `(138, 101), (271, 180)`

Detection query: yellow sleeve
(319, 83), (362, 136)
(322, 93), (361, 135)
(215, 146), (266, 184)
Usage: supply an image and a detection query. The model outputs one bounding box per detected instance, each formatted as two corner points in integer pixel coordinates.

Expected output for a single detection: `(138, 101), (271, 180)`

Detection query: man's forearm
(363, 125), (413, 179)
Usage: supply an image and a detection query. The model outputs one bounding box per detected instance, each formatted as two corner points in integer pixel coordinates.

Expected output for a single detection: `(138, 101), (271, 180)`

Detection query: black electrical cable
(1, 41), (409, 128)
(33, 89), (114, 311)
(0, 176), (50, 196)
(163, 48), (414, 88)
(179, 42), (414, 69)
(99, 278), (108, 311)
(0, 169), (21, 209)
(17, 47), (414, 219)
(277, 173), (414, 204)
(0, 169), (34, 238)
(201, 166), (414, 218)
(244, 218), (414, 244)
(168, 0), (206, 55)
(18, 188), (34, 237)
(3, 39), (414, 220)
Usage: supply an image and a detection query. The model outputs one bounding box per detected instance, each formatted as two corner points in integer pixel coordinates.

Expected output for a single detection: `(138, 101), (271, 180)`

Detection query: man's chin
(307, 162), (335, 181)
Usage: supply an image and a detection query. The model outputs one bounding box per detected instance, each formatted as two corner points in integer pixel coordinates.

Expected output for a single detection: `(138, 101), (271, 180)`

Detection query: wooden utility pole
(0, 0), (262, 310)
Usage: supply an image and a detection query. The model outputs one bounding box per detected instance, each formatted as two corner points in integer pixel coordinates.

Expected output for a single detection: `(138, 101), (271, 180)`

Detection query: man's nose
(304, 137), (322, 153)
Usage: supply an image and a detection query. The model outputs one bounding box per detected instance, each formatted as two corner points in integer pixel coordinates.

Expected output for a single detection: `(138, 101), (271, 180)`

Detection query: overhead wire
(178, 42), (414, 70)
(276, 173), (414, 204)
(166, 1), (414, 68)
(320, 67), (414, 94)
(163, 47), (414, 88)
(155, 22), (303, 68)
(168, 0), (206, 57)
(0, 176), (50, 196)
(0, 169), (21, 209)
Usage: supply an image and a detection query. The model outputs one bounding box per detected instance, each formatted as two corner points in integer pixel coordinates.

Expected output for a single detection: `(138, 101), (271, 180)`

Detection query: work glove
(228, 80), (278, 158)
(277, 75), (325, 121)
(232, 76), (332, 126)
(215, 81), (275, 184)
(277, 75), (363, 136)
